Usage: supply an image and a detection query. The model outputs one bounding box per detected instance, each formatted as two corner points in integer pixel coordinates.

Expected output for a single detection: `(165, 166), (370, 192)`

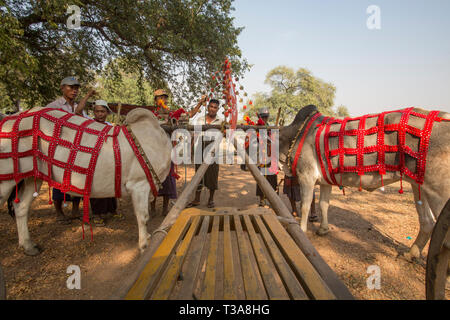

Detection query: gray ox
(0, 107), (171, 255)
(279, 105), (450, 261)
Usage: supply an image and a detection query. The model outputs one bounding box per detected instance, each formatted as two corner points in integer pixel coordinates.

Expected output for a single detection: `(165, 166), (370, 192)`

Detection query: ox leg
(403, 184), (435, 261)
(298, 181), (315, 232)
(316, 184), (332, 236)
(129, 181), (151, 253)
(14, 178), (42, 256)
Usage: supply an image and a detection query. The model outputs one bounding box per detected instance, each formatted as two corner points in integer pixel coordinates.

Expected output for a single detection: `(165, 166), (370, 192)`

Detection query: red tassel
(48, 187), (53, 205)
(399, 173), (404, 194)
(14, 183), (20, 203)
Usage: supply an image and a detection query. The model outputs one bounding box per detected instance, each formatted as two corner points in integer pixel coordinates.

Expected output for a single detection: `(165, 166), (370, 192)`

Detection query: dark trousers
(89, 198), (117, 216)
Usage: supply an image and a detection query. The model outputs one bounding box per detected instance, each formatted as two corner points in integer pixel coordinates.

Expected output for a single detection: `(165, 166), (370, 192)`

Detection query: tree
(248, 66), (349, 124)
(96, 58), (155, 106)
(336, 105), (350, 117)
(0, 0), (248, 110)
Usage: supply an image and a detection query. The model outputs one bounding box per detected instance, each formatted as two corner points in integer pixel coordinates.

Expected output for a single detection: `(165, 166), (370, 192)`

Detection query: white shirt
(194, 115), (221, 125)
(46, 96), (88, 117)
(45, 96), (77, 113)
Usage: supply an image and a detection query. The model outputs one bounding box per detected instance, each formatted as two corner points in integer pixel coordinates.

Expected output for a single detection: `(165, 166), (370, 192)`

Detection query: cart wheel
(426, 199), (450, 300)
(0, 265), (5, 300)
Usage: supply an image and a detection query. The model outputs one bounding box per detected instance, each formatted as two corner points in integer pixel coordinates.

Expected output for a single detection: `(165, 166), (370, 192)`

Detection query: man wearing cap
(153, 88), (206, 117)
(76, 99), (121, 226)
(150, 89), (206, 215)
(45, 76), (96, 224)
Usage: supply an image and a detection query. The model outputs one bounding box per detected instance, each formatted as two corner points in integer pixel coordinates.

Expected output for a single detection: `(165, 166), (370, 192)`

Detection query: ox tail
(6, 180), (24, 218)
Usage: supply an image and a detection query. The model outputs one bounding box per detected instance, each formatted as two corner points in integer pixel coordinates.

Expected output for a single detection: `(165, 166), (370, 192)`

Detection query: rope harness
(0, 108), (160, 239)
(289, 108), (449, 200)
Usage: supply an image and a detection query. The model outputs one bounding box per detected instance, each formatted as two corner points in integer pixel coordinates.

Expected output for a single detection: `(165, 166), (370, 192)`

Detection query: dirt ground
(0, 164), (447, 300)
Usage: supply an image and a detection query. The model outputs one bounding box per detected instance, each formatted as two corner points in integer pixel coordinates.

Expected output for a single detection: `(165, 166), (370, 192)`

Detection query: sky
(231, 0), (450, 116)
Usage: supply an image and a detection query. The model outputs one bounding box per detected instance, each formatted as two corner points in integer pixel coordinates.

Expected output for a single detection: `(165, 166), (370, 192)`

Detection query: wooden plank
(262, 214), (336, 300)
(243, 214), (289, 300)
(175, 215), (210, 299)
(230, 224), (246, 300)
(253, 215), (309, 300)
(215, 228), (225, 299)
(201, 216), (221, 299)
(150, 215), (202, 300)
(233, 215), (266, 299)
(125, 213), (192, 300)
(223, 215), (237, 300)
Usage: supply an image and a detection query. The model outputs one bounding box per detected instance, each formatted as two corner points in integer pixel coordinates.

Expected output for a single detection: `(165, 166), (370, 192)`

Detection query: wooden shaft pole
(111, 162), (210, 299)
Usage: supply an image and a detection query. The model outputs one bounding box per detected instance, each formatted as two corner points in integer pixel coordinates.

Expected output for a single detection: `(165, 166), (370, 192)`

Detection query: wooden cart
(126, 207), (339, 300)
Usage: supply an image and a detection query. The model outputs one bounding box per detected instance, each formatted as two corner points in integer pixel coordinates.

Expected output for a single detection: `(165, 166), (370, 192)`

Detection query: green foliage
(247, 66), (349, 124)
(96, 58), (154, 106)
(0, 0), (247, 110)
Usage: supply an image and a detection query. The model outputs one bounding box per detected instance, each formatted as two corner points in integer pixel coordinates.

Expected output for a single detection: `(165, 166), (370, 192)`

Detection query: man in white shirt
(45, 76), (96, 224)
(188, 99), (222, 208)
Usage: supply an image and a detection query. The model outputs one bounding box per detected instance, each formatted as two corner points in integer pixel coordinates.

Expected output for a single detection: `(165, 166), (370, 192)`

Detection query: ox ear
(125, 107), (157, 124)
(289, 105), (318, 127)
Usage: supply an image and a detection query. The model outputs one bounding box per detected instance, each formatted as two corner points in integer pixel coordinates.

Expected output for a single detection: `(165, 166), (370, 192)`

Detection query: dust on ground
(0, 164), (446, 299)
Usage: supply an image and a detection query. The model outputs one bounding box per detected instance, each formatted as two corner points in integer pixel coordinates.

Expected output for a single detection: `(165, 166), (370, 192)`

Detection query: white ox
(0, 107), (171, 255)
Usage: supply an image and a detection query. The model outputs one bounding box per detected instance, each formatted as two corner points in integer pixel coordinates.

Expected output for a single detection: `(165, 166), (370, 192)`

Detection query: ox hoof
(139, 238), (151, 253)
(139, 243), (148, 253)
(316, 227), (329, 236)
(24, 244), (42, 256)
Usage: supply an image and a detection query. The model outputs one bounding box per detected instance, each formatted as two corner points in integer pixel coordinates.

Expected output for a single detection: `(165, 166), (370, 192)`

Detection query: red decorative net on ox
(0, 108), (164, 240)
(314, 107), (447, 197)
(0, 108), (120, 237)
